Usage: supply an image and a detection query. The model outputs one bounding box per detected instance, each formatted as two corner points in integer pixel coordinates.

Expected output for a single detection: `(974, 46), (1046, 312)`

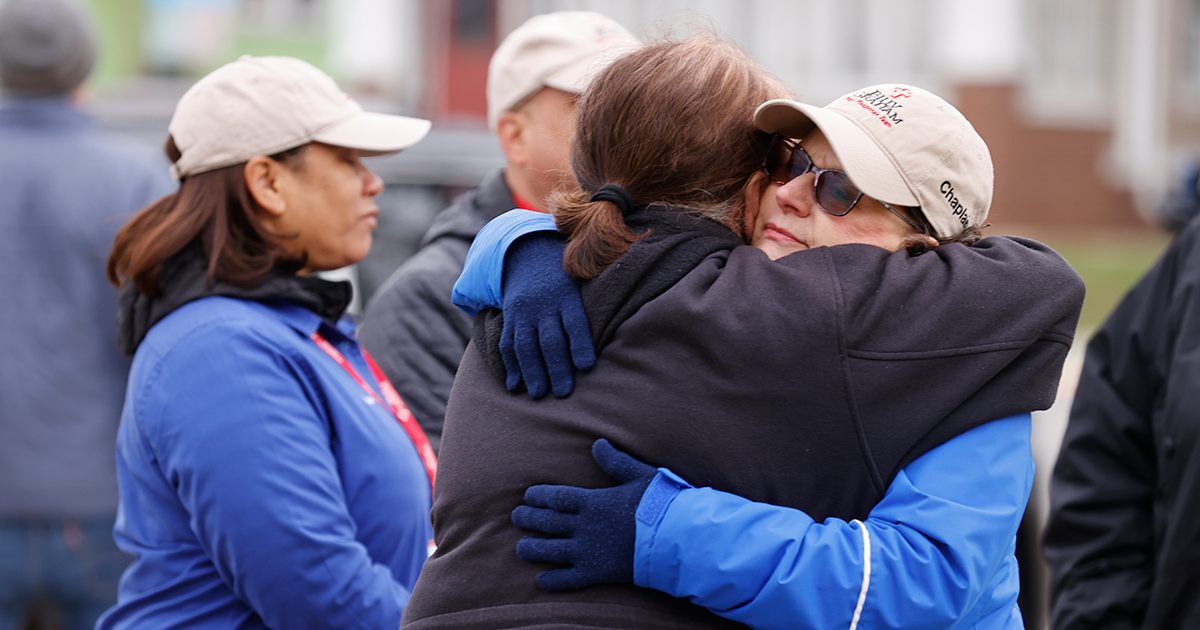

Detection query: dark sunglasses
(763, 134), (927, 233)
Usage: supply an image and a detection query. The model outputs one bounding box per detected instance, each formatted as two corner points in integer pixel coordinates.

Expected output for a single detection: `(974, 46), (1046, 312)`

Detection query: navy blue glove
(500, 232), (596, 399)
(511, 438), (656, 591)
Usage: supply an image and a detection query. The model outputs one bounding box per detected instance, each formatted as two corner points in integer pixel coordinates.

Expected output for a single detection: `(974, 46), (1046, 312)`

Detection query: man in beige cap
(359, 11), (638, 451)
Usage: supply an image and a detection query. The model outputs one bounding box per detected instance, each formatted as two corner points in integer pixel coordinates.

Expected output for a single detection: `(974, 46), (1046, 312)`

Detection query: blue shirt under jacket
(97, 297), (432, 630)
(453, 209), (1033, 629)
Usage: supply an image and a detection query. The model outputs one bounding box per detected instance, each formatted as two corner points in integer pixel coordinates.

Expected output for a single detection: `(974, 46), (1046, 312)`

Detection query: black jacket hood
(117, 247), (352, 355)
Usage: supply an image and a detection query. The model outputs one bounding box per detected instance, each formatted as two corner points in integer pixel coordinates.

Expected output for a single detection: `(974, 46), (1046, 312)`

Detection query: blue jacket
(635, 414), (1030, 629)
(98, 296), (432, 629)
(0, 96), (172, 519)
(453, 210), (1033, 628)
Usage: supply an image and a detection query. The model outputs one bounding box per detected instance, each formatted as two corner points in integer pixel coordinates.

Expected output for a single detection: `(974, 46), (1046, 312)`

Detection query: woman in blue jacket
(98, 56), (436, 629)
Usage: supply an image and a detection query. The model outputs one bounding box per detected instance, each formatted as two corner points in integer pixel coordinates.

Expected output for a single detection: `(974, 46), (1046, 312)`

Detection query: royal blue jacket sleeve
(143, 324), (410, 629)
(634, 414), (1033, 630)
(452, 208), (557, 315)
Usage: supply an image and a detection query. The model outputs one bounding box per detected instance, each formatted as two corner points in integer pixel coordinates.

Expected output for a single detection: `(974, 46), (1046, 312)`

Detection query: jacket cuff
(633, 468), (692, 588)
(452, 209), (556, 315)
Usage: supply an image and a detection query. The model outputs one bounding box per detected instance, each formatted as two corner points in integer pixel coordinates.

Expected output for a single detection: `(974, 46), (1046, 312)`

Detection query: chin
(755, 241), (799, 261)
(346, 237), (373, 265)
(311, 248), (371, 273)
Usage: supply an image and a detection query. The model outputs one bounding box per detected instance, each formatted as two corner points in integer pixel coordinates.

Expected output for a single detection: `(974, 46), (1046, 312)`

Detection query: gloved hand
(511, 438), (656, 591)
(500, 232), (596, 399)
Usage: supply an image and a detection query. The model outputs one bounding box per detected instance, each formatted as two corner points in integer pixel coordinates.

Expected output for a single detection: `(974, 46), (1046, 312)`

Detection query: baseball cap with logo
(486, 11), (639, 130)
(168, 55), (431, 179)
(753, 84), (993, 239)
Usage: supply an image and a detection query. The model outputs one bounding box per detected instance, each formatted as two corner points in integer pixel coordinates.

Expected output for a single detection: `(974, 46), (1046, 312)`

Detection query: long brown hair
(106, 137), (306, 296)
(554, 36), (789, 280)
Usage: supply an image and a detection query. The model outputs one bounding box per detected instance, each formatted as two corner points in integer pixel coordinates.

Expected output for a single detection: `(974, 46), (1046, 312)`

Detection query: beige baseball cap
(754, 84), (993, 239)
(168, 55), (431, 179)
(486, 11), (639, 130)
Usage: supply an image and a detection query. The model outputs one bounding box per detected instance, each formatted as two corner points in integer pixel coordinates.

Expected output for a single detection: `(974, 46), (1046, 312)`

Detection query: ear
(244, 156), (288, 217)
(741, 171), (768, 243)
(496, 110), (529, 167)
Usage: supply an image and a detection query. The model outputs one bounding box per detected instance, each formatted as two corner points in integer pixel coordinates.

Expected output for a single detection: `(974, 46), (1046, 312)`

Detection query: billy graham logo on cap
(753, 83), (994, 240)
(844, 87), (911, 128)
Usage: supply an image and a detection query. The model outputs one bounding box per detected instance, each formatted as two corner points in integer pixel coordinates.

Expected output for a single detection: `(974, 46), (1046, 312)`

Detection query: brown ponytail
(553, 35), (789, 280)
(553, 189), (642, 281)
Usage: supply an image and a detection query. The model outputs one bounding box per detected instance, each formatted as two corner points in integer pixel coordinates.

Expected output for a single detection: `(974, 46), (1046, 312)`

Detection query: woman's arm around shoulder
(635, 414), (1033, 629)
(451, 208), (557, 315)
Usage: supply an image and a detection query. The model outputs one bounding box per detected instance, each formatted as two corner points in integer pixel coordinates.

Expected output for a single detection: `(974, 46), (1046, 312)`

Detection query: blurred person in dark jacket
(1157, 161), (1200, 233)
(1045, 217), (1200, 628)
(0, 0), (173, 627)
(358, 11), (638, 451)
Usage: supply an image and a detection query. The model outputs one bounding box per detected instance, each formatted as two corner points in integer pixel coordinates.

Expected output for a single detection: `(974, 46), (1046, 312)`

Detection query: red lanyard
(310, 332), (437, 493)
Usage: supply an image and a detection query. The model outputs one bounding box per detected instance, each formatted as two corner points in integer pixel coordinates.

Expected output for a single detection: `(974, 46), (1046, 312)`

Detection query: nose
(774, 172), (816, 218)
(363, 169), (384, 197)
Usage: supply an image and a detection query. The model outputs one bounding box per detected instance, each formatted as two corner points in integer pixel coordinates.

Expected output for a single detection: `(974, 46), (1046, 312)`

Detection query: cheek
(755, 192), (784, 227)
(752, 208), (769, 235)
(327, 182), (364, 226)
(547, 120), (575, 166)
(544, 130), (573, 172)
(826, 213), (903, 247)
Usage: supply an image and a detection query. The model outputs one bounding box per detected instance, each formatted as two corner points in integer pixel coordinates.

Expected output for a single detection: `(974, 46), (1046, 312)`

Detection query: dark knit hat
(0, 0), (98, 95)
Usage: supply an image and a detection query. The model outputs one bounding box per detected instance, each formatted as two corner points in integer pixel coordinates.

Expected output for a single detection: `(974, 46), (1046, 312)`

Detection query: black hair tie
(589, 184), (636, 216)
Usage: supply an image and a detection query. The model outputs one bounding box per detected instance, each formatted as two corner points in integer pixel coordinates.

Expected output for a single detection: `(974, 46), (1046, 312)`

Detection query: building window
(1022, 0), (1117, 123)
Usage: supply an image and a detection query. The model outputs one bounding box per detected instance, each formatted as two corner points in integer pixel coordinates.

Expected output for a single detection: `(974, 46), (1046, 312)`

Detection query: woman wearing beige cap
(98, 56), (435, 629)
(406, 37), (1082, 629)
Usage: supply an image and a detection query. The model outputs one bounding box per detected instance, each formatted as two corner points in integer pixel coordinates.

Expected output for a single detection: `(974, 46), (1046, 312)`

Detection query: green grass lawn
(1036, 231), (1171, 332)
